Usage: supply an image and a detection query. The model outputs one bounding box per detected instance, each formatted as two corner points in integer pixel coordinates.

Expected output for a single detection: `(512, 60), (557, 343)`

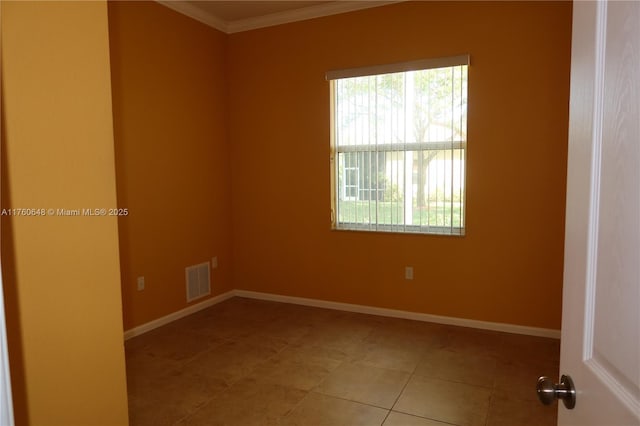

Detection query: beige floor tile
(273, 304), (343, 327)
(126, 297), (560, 426)
(180, 312), (257, 340)
(353, 342), (424, 373)
(394, 375), (491, 426)
(128, 369), (227, 426)
(249, 356), (339, 391)
(414, 348), (496, 387)
(125, 351), (181, 390)
(445, 327), (504, 358)
(231, 330), (290, 353)
(383, 411), (452, 426)
(124, 334), (151, 354)
(129, 396), (179, 426)
(279, 342), (352, 366)
(321, 315), (376, 335)
(497, 333), (560, 366)
(247, 317), (313, 344)
(486, 396), (557, 426)
(316, 362), (410, 408)
(128, 326), (221, 362)
(295, 325), (368, 356)
(283, 392), (388, 426)
(364, 321), (448, 353)
(493, 359), (558, 402)
(176, 378), (306, 426)
(202, 298), (281, 323)
(180, 340), (279, 386)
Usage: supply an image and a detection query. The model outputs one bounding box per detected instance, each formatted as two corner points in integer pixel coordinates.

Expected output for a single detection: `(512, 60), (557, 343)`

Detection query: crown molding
(156, 1), (229, 33)
(227, 1), (402, 34)
(156, 1), (403, 35)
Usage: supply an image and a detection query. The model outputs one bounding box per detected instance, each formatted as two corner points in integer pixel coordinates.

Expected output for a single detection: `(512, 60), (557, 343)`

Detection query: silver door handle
(537, 374), (576, 409)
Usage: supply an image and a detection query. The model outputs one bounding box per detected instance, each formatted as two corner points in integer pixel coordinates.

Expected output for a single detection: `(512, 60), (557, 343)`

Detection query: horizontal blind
(326, 54), (469, 81)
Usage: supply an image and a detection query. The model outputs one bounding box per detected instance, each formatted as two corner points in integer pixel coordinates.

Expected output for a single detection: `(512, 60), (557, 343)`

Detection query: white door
(559, 0), (639, 425)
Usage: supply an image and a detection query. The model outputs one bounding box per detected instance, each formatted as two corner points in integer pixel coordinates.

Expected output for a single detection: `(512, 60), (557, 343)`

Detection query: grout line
(386, 368), (412, 419)
(311, 390), (395, 411)
(131, 297), (556, 426)
(281, 388), (312, 421)
(408, 369), (495, 390)
(484, 392), (496, 426)
(380, 411), (391, 426)
(388, 408), (461, 425)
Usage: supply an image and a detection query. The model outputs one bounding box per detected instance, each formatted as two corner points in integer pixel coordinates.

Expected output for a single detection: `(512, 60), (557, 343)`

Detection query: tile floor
(125, 297), (560, 426)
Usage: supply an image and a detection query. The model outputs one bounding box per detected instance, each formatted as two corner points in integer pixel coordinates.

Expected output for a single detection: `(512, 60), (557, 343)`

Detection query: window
(328, 55), (468, 235)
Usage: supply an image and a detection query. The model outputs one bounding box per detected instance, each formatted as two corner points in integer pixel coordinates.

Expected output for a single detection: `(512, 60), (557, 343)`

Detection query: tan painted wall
(108, 2), (233, 330)
(1, 1), (129, 424)
(228, 1), (572, 329)
(106, 1), (569, 337)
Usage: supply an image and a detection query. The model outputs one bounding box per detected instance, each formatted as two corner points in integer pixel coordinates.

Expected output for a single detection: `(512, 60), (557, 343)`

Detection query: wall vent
(185, 261), (211, 303)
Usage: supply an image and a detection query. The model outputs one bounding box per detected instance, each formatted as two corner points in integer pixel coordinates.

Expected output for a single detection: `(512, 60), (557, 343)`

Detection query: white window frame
(342, 164), (360, 201)
(328, 55), (469, 236)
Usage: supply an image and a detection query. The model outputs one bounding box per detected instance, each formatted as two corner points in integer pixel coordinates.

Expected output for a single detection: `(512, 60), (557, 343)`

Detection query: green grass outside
(338, 200), (463, 228)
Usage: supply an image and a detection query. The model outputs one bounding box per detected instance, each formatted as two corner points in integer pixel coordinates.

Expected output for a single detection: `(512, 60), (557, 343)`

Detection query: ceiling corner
(156, 1), (229, 33)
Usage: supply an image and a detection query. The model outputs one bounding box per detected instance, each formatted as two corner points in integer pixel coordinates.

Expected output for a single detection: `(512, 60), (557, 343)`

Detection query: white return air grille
(185, 261), (211, 303)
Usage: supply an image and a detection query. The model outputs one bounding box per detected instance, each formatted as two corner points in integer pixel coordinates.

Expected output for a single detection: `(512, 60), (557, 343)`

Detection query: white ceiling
(190, 1), (331, 22)
(157, 1), (399, 34)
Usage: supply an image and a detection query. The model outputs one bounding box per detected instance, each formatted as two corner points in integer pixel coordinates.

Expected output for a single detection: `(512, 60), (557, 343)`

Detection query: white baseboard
(234, 290), (561, 339)
(123, 288), (560, 340)
(123, 290), (235, 340)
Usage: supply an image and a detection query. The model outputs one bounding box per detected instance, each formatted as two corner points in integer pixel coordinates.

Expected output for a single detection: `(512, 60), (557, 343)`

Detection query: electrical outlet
(211, 256), (218, 269)
(137, 276), (145, 291)
(405, 266), (414, 280)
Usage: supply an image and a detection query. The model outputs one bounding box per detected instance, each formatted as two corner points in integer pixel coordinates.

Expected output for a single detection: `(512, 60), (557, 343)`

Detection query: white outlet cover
(137, 276), (145, 291)
(405, 267), (414, 280)
(211, 257), (218, 269)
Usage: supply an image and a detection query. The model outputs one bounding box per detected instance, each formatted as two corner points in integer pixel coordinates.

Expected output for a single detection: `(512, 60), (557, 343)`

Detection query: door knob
(537, 375), (576, 409)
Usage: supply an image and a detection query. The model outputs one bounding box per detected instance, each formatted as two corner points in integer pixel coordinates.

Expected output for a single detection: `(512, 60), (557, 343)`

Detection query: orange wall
(108, 2), (233, 329)
(1, 1), (129, 424)
(228, 1), (572, 329)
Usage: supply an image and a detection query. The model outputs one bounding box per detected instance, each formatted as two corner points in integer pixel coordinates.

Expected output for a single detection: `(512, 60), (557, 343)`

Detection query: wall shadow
(1, 82), (29, 426)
